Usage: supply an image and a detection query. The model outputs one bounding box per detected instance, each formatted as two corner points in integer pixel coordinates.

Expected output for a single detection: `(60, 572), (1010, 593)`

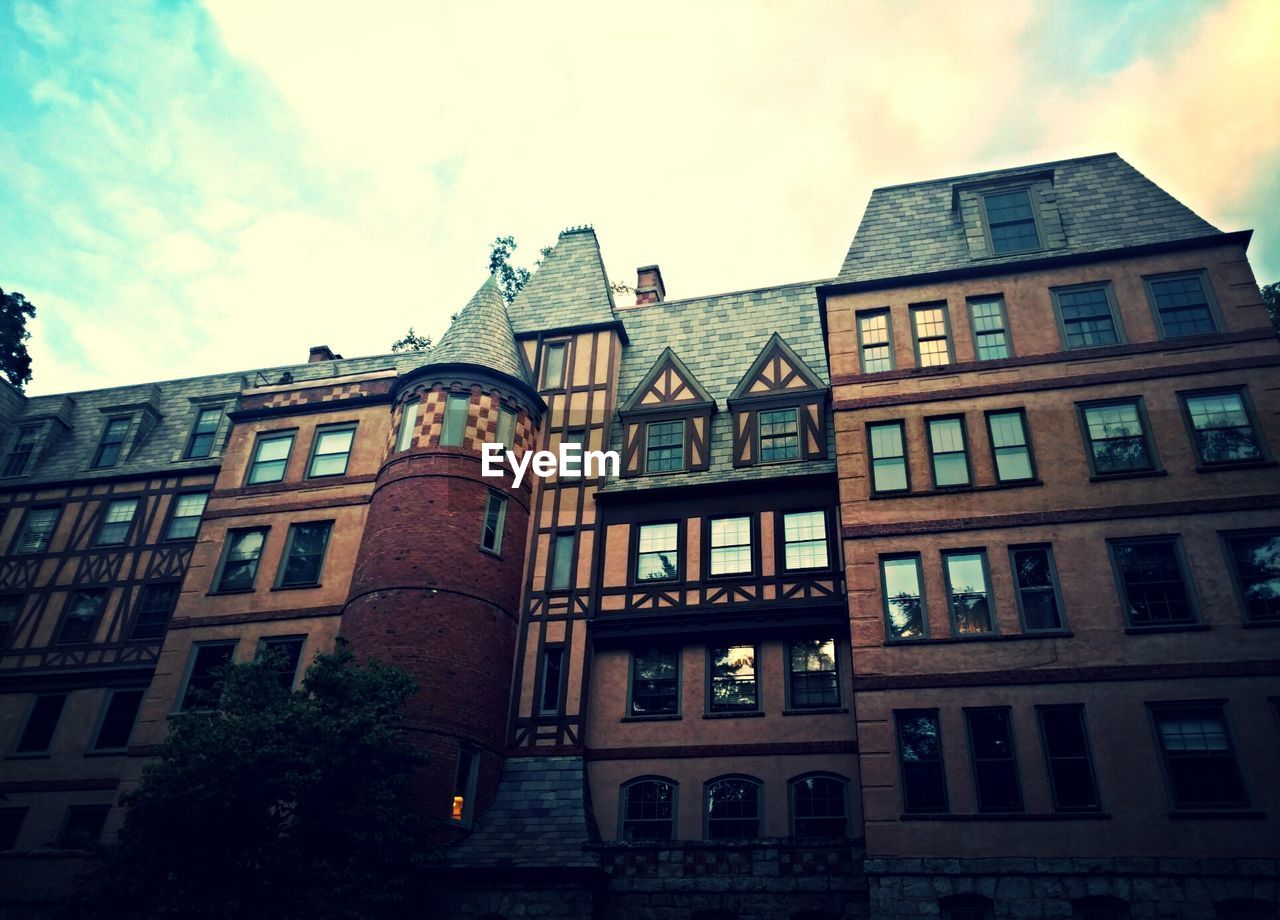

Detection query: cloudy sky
(3, 0), (1278, 395)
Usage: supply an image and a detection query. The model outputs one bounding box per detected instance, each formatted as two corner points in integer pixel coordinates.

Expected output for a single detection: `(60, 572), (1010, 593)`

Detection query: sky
(2, 0), (1278, 396)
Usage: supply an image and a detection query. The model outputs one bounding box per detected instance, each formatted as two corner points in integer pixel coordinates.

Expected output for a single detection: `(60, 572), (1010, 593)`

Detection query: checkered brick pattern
(252, 381), (371, 410)
(390, 384), (534, 457)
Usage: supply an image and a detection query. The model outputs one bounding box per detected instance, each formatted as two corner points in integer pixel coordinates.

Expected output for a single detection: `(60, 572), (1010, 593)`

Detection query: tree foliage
(1262, 281), (1279, 334)
(390, 326), (432, 353)
(488, 235), (531, 304)
(65, 644), (432, 920)
(0, 287), (36, 390)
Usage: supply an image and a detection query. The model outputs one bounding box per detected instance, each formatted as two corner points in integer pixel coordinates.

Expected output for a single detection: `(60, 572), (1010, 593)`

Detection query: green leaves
(0, 287), (36, 390)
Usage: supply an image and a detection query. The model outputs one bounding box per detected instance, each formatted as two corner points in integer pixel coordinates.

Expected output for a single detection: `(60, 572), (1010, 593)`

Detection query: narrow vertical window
(129, 583), (179, 641)
(965, 708), (1023, 812)
(968, 297), (1010, 360)
(258, 636), (305, 690)
(14, 507), (59, 554)
(911, 304), (952, 367)
(178, 642), (236, 711)
(1150, 704), (1248, 809)
(92, 689), (144, 751)
(94, 498), (139, 546)
(986, 410), (1034, 482)
(708, 516), (752, 576)
(621, 779), (676, 841)
(92, 417), (130, 469)
(307, 425), (356, 477)
(3, 426), (40, 477)
(787, 638), (839, 709)
(758, 408), (800, 462)
(441, 393), (470, 447)
(451, 746), (480, 825)
(782, 510), (828, 570)
(0, 595), (20, 647)
(645, 420), (684, 473)
(983, 188), (1040, 253)
(705, 777), (761, 840)
(1037, 705), (1101, 812)
(1148, 274), (1218, 338)
(539, 646), (564, 715)
(790, 775), (849, 838)
(635, 523), (679, 582)
(1222, 530), (1280, 623)
(549, 532), (575, 590)
(927, 417), (971, 487)
(867, 421), (908, 493)
(1080, 400), (1155, 475)
(709, 645), (757, 713)
(246, 432), (294, 485)
(495, 405), (517, 450)
(395, 398), (419, 452)
(277, 521), (333, 587)
(1055, 285), (1120, 349)
(164, 492), (208, 541)
(541, 342), (567, 389)
(216, 528), (269, 592)
(630, 648), (679, 716)
(895, 709), (948, 813)
(184, 408), (222, 459)
(480, 492), (507, 554)
(856, 309), (894, 373)
(1011, 545), (1065, 631)
(58, 590), (106, 645)
(943, 550), (994, 635)
(16, 694), (66, 753)
(1182, 391), (1263, 465)
(881, 554), (926, 640)
(1109, 537), (1196, 627)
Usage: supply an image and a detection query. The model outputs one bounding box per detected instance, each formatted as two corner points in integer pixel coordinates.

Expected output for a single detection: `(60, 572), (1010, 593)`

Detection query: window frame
(0, 593), (22, 648)
(274, 520), (334, 589)
(627, 646), (682, 719)
(705, 514), (755, 579)
(90, 688), (145, 752)
(880, 552), (929, 642)
(705, 643), (761, 715)
(173, 640), (238, 714)
(1147, 700), (1251, 811)
(56, 589), (107, 646)
(894, 708), (950, 815)
(788, 772), (851, 839)
(1035, 704), (1103, 813)
(91, 416), (131, 469)
(963, 706), (1025, 813)
(980, 186), (1042, 256)
(757, 406), (801, 463)
(1008, 543), (1068, 633)
(549, 531), (577, 591)
(441, 392), (470, 448)
(2, 425), (41, 477)
(450, 744), (481, 827)
(244, 431), (296, 486)
(855, 307), (896, 374)
(784, 637), (842, 711)
(644, 418), (686, 474)
(703, 774), (763, 841)
(212, 526), (270, 594)
(1143, 270), (1222, 340)
(56, 804), (111, 850)
(92, 497), (140, 547)
(1051, 282), (1126, 351)
(779, 509), (831, 573)
(985, 408), (1037, 483)
(495, 404), (517, 450)
(14, 693), (67, 755)
(1176, 386), (1268, 468)
(128, 582), (180, 642)
(1106, 535), (1201, 630)
(395, 397), (419, 453)
(1076, 397), (1160, 478)
(866, 420), (910, 495)
(967, 295), (1013, 361)
(0, 806), (27, 850)
(925, 414), (972, 489)
(305, 423), (357, 479)
(257, 635), (306, 690)
(632, 521), (682, 585)
(10, 505), (61, 555)
(183, 406), (224, 460)
(537, 644), (565, 716)
(162, 490), (209, 543)
(480, 490), (508, 557)
(618, 776), (679, 842)
(541, 341), (568, 390)
(1219, 527), (1280, 625)
(942, 548), (998, 637)
(909, 302), (954, 368)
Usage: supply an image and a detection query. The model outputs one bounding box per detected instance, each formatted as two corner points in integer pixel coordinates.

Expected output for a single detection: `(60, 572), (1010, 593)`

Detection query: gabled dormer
(618, 348), (714, 477)
(728, 333), (828, 467)
(0, 395), (75, 479)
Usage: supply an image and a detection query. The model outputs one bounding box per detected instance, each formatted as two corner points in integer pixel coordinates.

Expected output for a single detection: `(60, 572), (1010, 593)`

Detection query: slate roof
(507, 227), (618, 335)
(600, 280), (836, 495)
(426, 274), (531, 385)
(444, 755), (598, 869)
(837, 153), (1222, 283)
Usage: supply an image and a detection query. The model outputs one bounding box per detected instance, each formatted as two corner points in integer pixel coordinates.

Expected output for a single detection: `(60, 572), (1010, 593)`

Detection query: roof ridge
(870, 152), (1120, 193)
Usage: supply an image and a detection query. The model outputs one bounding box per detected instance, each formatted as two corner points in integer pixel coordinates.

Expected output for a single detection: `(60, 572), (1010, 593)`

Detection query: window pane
(646, 420), (684, 473)
(58, 591), (105, 644)
(789, 638), (839, 708)
(94, 689), (143, 750)
(57, 806), (110, 849)
(1150, 276), (1216, 337)
(759, 408), (800, 462)
(988, 411), (1033, 481)
(1083, 403), (1152, 473)
(966, 709), (1022, 812)
(897, 711), (947, 813)
(539, 647), (563, 713)
(186, 408), (221, 459)
(1185, 393), (1260, 464)
(496, 406), (517, 449)
(95, 498), (138, 546)
(913, 306), (951, 367)
(1112, 540), (1193, 626)
(859, 311), (892, 373)
(17, 694), (66, 753)
(985, 189), (1040, 254)
(550, 534), (575, 589)
(928, 418), (970, 487)
(622, 781), (675, 841)
(792, 776), (847, 838)
(969, 299), (1009, 360)
(945, 551), (993, 634)
(869, 422), (907, 492)
(1039, 706), (1100, 811)
(309, 427), (355, 477)
(1154, 706), (1248, 808)
(709, 516), (751, 575)
(396, 400), (419, 452)
(706, 779), (759, 840)
(442, 394), (469, 447)
(481, 493), (507, 553)
(1012, 547), (1062, 630)
(279, 522), (332, 586)
(882, 556), (925, 639)
(3, 426), (40, 476)
(165, 492), (208, 541)
(636, 523), (679, 582)
(631, 648), (678, 715)
(218, 529), (267, 592)
(542, 344), (566, 388)
(248, 435), (292, 484)
(181, 643), (235, 711)
(259, 638), (304, 690)
(1058, 287), (1119, 348)
(93, 418), (129, 468)
(17, 507), (59, 554)
(783, 511), (827, 570)
(710, 645), (757, 712)
(130, 583), (179, 641)
(1225, 532), (1280, 623)
(452, 748), (476, 824)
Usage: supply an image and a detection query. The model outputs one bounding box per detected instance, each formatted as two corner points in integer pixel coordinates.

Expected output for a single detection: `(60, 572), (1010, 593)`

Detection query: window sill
(270, 583), (322, 592)
(1088, 469), (1167, 482)
(1194, 459), (1278, 474)
(703, 710), (765, 720)
(479, 547), (503, 560)
(870, 480), (1043, 500)
(1169, 809), (1265, 820)
(207, 588), (254, 596)
(621, 714), (682, 723)
(900, 812), (1111, 821)
(1243, 620), (1280, 629)
(1124, 623), (1209, 635)
(885, 630), (1072, 646)
(5, 753), (51, 760)
(782, 707), (847, 716)
(84, 749), (127, 757)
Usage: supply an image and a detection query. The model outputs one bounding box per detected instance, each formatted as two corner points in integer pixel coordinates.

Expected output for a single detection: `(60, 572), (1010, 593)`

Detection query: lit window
(1182, 391), (1263, 465)
(16, 694), (66, 753)
(451, 746), (479, 825)
(857, 309), (894, 373)
(164, 492), (208, 541)
(441, 394), (470, 447)
(1148, 274), (1218, 338)
(58, 590), (106, 645)
(790, 775), (848, 838)
(911, 304), (952, 367)
(709, 645), (757, 713)
(1150, 704), (1248, 809)
(14, 507), (58, 554)
(277, 522), (332, 587)
(868, 421), (908, 493)
(927, 417), (970, 487)
(1222, 530), (1280, 624)
(92, 417), (130, 469)
(1055, 285), (1120, 350)
(539, 646), (564, 715)
(129, 583), (179, 641)
(965, 708), (1023, 812)
(635, 523), (679, 582)
(705, 777), (761, 840)
(895, 709), (948, 813)
(94, 498), (138, 546)
(787, 638), (839, 709)
(782, 510), (828, 570)
(758, 408), (800, 462)
(1080, 400), (1155, 475)
(184, 408), (222, 459)
(1037, 705), (1101, 812)
(395, 398), (419, 452)
(92, 689), (144, 751)
(1011, 545), (1065, 631)
(549, 533), (575, 590)
(986, 410), (1034, 482)
(708, 516), (751, 576)
(246, 432), (294, 485)
(216, 528), (268, 592)
(481, 492), (507, 554)
(630, 648), (679, 716)
(881, 554), (926, 640)
(621, 779), (676, 841)
(968, 297), (1010, 360)
(943, 550), (994, 635)
(1109, 537), (1196, 627)
(307, 425), (356, 477)
(542, 343), (567, 389)
(645, 420), (684, 473)
(983, 188), (1040, 254)
(178, 642), (236, 711)
(2, 426), (40, 477)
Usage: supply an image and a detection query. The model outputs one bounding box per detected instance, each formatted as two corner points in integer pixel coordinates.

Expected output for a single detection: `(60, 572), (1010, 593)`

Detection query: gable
(729, 334), (825, 400)
(621, 348), (714, 413)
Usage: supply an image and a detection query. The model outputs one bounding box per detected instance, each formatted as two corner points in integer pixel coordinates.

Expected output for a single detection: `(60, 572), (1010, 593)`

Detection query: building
(0, 154), (1276, 920)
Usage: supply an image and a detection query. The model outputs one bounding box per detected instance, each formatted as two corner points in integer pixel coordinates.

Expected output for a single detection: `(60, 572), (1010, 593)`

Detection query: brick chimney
(309, 345), (342, 363)
(635, 265), (666, 305)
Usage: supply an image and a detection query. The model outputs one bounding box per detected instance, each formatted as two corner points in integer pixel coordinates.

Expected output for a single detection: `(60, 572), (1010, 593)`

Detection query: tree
(390, 326), (432, 353)
(1262, 281), (1279, 334)
(64, 643), (433, 920)
(488, 237), (553, 304)
(0, 287), (36, 390)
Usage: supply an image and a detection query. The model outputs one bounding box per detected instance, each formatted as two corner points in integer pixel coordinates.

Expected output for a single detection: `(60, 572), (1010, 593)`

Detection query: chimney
(635, 265), (666, 305)
(308, 345), (342, 363)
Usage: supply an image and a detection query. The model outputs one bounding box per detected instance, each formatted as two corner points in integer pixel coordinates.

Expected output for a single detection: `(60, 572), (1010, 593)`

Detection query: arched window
(705, 775), (762, 840)
(619, 777), (677, 841)
(1073, 895), (1130, 920)
(789, 773), (849, 838)
(939, 893), (994, 920)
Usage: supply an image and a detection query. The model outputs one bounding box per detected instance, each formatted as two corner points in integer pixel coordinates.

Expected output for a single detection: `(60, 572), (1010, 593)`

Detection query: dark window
(645, 420), (684, 473)
(1149, 274), (1217, 338)
(911, 304), (952, 367)
(1183, 391), (1263, 465)
(0, 808), (26, 850)
(857, 309), (894, 373)
(635, 523), (678, 582)
(93, 689), (144, 750)
(1151, 704), (1248, 809)
(788, 638), (839, 709)
(983, 188), (1040, 254)
(968, 297), (1010, 360)
(630, 648), (678, 716)
(1056, 285), (1120, 349)
(165, 491), (208, 541)
(258, 636), (304, 690)
(549, 532), (575, 590)
(705, 777), (760, 840)
(1081, 400), (1154, 474)
(94, 498), (138, 546)
(495, 405), (517, 449)
(277, 521), (332, 587)
(14, 506), (59, 554)
(57, 805), (110, 849)
(16, 694), (66, 753)
(3, 426), (40, 477)
(184, 407), (222, 459)
(179, 642), (236, 711)
(940, 893), (995, 920)
(246, 432), (294, 485)
(1214, 899), (1278, 920)
(896, 709), (948, 813)
(782, 510), (828, 570)
(758, 408), (800, 462)
(1223, 530), (1280, 623)
(395, 398), (419, 452)
(881, 554), (926, 640)
(987, 410), (1034, 482)
(481, 492), (507, 554)
(1011, 545), (1065, 631)
(791, 775), (848, 838)
(130, 583), (179, 641)
(58, 590), (106, 645)
(927, 416), (970, 487)
(1071, 895), (1131, 920)
(542, 343), (566, 389)
(868, 421), (908, 493)
(451, 746), (480, 825)
(1038, 705), (1101, 812)
(943, 550), (995, 635)
(216, 528), (268, 593)
(709, 645), (757, 713)
(441, 394), (469, 447)
(709, 516), (752, 576)
(965, 708), (1023, 812)
(92, 417), (130, 469)
(307, 425), (356, 477)
(621, 779), (676, 841)
(539, 646), (563, 715)
(0, 594), (21, 647)
(1110, 537), (1196, 627)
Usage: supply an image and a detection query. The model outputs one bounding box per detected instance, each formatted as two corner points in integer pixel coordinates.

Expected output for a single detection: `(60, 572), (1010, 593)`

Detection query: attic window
(983, 189), (1041, 254)
(2, 426), (40, 477)
(92, 417), (131, 469)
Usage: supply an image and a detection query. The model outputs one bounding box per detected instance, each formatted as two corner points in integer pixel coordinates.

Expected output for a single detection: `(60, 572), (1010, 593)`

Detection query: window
(968, 297), (1010, 360)
(0, 808), (25, 850)
(787, 638), (839, 709)
(549, 532), (575, 590)
(58, 590), (106, 645)
(215, 528), (268, 592)
(178, 642), (236, 711)
(94, 498), (138, 546)
(451, 746), (481, 825)
(790, 775), (848, 838)
(441, 393), (470, 447)
(881, 554), (926, 640)
(709, 645), (757, 713)
(258, 636), (305, 690)
(57, 805), (110, 849)
(911, 304), (952, 367)
(645, 420), (684, 473)
(782, 510), (828, 570)
(986, 410), (1035, 482)
(1147, 273), (1218, 338)
(0, 595), (19, 646)
(896, 709), (948, 813)
(983, 188), (1040, 254)
(1037, 705), (1101, 812)
(129, 583), (179, 641)
(868, 421), (908, 493)
(927, 416), (971, 487)
(709, 516), (752, 576)
(1109, 537), (1196, 627)
(92, 689), (144, 751)
(943, 550), (995, 635)
(481, 492), (507, 555)
(277, 521), (332, 587)
(1182, 390), (1263, 465)
(16, 694), (66, 753)
(758, 408), (800, 462)
(857, 309), (894, 373)
(1222, 530), (1280, 623)
(496, 405), (517, 450)
(184, 407), (222, 459)
(1054, 285), (1121, 349)
(635, 523), (678, 582)
(1011, 545), (1065, 631)
(620, 778), (676, 841)
(246, 432), (294, 485)
(307, 425), (356, 477)
(1080, 400), (1155, 475)
(630, 648), (679, 716)
(538, 646), (564, 715)
(965, 708), (1023, 812)
(1150, 704), (1248, 809)
(164, 491), (208, 541)
(92, 417), (130, 468)
(559, 429), (585, 479)
(705, 777), (761, 840)
(395, 398), (419, 452)
(3, 426), (40, 476)
(13, 506), (59, 554)
(541, 342), (567, 389)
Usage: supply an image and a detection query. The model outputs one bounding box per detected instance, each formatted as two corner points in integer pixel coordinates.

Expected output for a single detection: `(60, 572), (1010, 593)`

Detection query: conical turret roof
(426, 274), (531, 385)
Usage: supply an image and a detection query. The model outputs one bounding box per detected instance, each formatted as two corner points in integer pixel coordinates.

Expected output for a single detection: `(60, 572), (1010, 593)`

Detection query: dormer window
(619, 348), (714, 478)
(645, 420), (685, 473)
(184, 408), (223, 459)
(982, 188), (1040, 254)
(758, 408), (799, 462)
(92, 417), (130, 469)
(728, 334), (829, 468)
(2, 426), (40, 477)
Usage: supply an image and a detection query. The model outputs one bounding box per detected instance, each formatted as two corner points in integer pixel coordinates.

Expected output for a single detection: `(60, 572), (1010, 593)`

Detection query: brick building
(0, 154), (1276, 919)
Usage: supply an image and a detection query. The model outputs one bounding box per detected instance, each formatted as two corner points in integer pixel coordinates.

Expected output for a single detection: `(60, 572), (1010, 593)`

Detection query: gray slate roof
(427, 274), (531, 385)
(445, 755), (597, 869)
(837, 153), (1221, 283)
(507, 227), (617, 335)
